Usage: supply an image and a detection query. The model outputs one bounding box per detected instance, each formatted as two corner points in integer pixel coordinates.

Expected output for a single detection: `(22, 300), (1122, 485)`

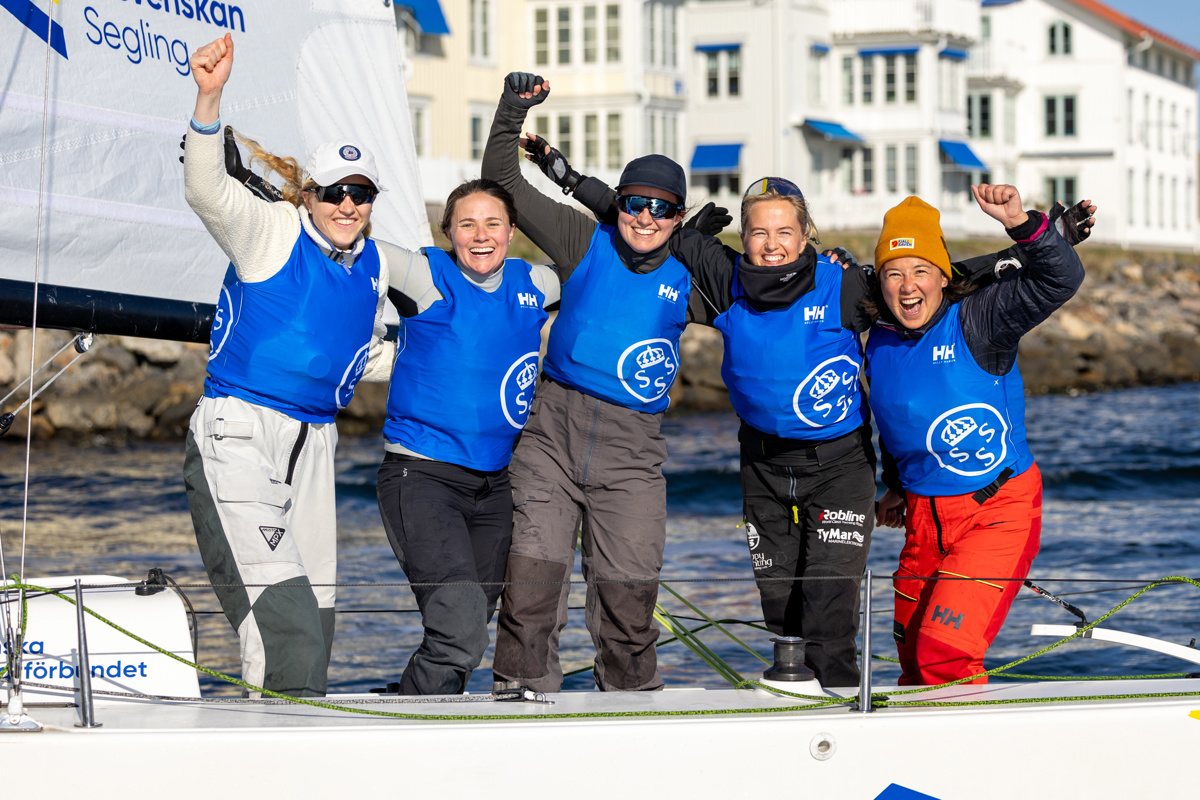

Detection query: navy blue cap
(616, 155), (686, 203)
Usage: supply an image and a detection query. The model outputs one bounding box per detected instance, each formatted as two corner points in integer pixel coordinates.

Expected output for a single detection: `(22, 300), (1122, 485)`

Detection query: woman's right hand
(876, 489), (906, 529)
(191, 34), (233, 122)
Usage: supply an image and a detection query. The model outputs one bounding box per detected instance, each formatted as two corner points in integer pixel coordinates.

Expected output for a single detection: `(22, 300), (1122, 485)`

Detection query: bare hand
(875, 489), (906, 529)
(972, 183), (1028, 230)
(191, 34), (233, 96)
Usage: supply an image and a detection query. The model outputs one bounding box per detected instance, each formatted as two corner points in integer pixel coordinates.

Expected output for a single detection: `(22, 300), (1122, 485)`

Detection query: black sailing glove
(521, 133), (581, 195)
(179, 126), (283, 203)
(1049, 199), (1095, 246)
(684, 202), (732, 237)
(501, 72), (550, 110)
(822, 247), (859, 270)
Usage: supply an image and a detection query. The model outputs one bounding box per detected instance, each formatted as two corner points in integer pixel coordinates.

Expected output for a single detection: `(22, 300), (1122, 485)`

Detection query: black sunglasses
(617, 194), (684, 220)
(313, 183), (378, 206)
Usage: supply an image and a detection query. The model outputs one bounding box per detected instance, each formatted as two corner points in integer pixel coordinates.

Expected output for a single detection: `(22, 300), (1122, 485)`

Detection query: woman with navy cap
(184, 34), (397, 697)
(481, 73), (734, 693)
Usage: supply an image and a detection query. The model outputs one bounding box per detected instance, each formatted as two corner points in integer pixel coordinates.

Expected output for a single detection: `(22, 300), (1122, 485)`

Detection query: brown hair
(237, 130), (374, 239)
(740, 190), (820, 246)
(440, 178), (518, 236)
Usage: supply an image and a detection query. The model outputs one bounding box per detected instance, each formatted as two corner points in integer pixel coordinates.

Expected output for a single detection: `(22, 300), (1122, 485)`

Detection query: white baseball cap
(305, 141), (387, 191)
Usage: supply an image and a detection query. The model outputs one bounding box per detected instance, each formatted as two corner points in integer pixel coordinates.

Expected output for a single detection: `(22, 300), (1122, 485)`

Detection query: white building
(686, 0), (988, 234)
(969, 0), (1199, 249)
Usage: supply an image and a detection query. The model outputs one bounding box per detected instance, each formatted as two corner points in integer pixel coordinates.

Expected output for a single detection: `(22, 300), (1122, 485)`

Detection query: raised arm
(480, 74), (598, 279)
(184, 35), (298, 282)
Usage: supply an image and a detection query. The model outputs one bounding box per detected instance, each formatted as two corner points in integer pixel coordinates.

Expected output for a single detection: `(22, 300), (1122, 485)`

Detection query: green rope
(658, 582), (772, 666)
(653, 604), (744, 686)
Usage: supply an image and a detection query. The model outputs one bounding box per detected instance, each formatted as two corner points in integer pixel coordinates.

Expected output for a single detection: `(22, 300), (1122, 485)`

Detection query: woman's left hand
(972, 183), (1028, 230)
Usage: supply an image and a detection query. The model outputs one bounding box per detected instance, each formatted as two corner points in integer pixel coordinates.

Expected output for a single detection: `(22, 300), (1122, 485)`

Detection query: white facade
(969, 0), (1199, 249)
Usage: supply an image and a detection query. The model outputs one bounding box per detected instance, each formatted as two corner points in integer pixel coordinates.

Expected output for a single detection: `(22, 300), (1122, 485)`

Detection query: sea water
(3, 383), (1198, 695)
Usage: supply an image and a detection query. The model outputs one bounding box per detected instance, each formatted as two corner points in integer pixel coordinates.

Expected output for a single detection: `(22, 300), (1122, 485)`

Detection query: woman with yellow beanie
(867, 185), (1090, 686)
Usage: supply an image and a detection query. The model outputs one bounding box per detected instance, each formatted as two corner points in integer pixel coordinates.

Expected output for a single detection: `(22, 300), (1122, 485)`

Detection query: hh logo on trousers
(931, 605), (964, 629)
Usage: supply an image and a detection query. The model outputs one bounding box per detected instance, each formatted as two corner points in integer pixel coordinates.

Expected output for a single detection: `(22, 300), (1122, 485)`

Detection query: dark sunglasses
(617, 194), (684, 220)
(313, 183), (378, 206)
(743, 177), (804, 201)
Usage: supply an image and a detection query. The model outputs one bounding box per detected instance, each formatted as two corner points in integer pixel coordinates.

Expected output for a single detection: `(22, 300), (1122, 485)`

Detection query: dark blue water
(4, 383), (1199, 694)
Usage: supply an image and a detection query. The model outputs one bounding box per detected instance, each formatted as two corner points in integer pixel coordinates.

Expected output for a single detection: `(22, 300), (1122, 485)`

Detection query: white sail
(0, 0), (430, 312)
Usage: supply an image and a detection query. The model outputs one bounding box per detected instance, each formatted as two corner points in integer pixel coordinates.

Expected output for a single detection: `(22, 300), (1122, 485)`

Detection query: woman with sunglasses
(480, 73), (734, 694)
(184, 35), (399, 697)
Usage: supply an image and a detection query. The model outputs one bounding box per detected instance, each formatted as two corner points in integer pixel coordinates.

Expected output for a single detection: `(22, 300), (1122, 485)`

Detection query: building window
(584, 114), (599, 169)
(648, 114), (657, 154)
(841, 147), (854, 193)
(1144, 170), (1151, 226)
(645, 3), (656, 64)
(968, 93), (991, 138)
(886, 146), (897, 193)
(583, 5), (597, 63)
(535, 9), (549, 66)
(409, 99), (430, 158)
(606, 5), (620, 62)
(1127, 88), (1134, 145)
(809, 49), (825, 105)
(904, 54), (917, 102)
(1158, 98), (1164, 151)
(468, 0), (491, 60)
(534, 114), (550, 142)
(1158, 174), (1165, 227)
(558, 115), (572, 160)
(1048, 21), (1071, 56)
(470, 114), (484, 160)
(666, 114), (677, 161)
(728, 50), (741, 96)
(861, 55), (874, 104)
(1127, 169), (1135, 225)
(706, 52), (719, 97)
(885, 55), (896, 102)
(606, 112), (622, 169)
(664, 5), (676, 69)
(862, 148), (874, 194)
(1044, 95), (1076, 137)
(1171, 103), (1177, 154)
(1143, 94), (1150, 146)
(557, 7), (571, 65)
(1004, 93), (1016, 144)
(1172, 176), (1178, 229)
(905, 144), (918, 194)
(1045, 177), (1076, 207)
(842, 57), (853, 105)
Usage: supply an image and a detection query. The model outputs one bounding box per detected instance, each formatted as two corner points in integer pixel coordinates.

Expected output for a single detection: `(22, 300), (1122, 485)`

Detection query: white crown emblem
(940, 416), (978, 447)
(516, 362), (538, 391)
(808, 369), (839, 399)
(636, 345), (666, 370)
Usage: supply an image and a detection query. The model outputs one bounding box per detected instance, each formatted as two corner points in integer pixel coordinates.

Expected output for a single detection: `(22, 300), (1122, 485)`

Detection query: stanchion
(856, 569), (873, 713)
(74, 579), (101, 729)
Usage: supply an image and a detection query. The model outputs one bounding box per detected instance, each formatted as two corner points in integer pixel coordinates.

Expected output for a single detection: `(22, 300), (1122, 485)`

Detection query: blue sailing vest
(714, 256), (867, 440)
(383, 250), (548, 471)
(205, 230), (381, 423)
(866, 302), (1035, 496)
(544, 225), (691, 414)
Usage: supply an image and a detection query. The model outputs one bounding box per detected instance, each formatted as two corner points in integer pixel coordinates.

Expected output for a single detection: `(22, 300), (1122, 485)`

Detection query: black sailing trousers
(739, 423), (877, 688)
(376, 454), (512, 695)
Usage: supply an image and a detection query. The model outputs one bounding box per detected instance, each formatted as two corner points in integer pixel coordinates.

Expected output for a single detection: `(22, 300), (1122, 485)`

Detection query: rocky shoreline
(2, 245), (1198, 441)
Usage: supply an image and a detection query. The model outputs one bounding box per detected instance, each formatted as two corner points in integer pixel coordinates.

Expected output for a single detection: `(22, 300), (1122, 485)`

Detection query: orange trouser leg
(893, 465), (1042, 686)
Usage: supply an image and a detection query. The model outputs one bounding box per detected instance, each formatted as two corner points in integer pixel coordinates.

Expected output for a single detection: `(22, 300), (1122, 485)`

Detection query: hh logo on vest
(334, 343), (371, 409)
(792, 355), (860, 428)
(501, 352), (541, 429)
(617, 338), (678, 404)
(925, 403), (1009, 477)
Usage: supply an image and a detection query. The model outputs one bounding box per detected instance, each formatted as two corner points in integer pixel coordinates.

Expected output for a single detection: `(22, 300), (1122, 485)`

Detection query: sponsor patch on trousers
(260, 526), (285, 551)
(818, 527), (865, 546)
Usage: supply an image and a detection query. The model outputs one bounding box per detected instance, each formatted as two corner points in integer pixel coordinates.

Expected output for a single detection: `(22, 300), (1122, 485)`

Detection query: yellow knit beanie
(873, 196), (953, 278)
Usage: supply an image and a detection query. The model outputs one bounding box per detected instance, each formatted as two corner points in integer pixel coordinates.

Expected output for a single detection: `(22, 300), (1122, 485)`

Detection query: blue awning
(858, 46), (920, 57)
(398, 1), (450, 35)
(811, 43), (831, 54)
(695, 43), (741, 53)
(938, 140), (988, 171)
(690, 143), (743, 173)
(939, 48), (969, 61)
(802, 119), (864, 144)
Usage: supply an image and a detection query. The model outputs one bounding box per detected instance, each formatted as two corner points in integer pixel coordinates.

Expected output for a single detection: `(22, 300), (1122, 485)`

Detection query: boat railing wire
(1, 573), (1199, 721)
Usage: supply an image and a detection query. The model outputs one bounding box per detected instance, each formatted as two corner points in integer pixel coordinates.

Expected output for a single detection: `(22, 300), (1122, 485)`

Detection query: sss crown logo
(617, 338), (678, 404)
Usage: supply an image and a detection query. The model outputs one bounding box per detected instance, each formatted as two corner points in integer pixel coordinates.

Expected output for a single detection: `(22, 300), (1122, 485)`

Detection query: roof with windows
(985, 0), (1200, 61)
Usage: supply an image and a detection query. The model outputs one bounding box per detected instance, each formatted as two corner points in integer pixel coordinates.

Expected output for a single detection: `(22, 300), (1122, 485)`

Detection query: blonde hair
(740, 191), (820, 246)
(236, 129), (372, 239)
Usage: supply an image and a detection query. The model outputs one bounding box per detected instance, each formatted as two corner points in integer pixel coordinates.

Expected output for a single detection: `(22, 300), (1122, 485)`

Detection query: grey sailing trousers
(493, 378), (667, 693)
(184, 395), (337, 697)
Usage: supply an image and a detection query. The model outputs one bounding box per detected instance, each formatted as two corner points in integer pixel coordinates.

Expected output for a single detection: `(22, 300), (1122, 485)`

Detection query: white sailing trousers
(184, 395), (338, 697)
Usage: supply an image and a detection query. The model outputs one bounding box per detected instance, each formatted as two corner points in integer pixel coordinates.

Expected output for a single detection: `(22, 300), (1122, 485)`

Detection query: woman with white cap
(183, 34), (397, 697)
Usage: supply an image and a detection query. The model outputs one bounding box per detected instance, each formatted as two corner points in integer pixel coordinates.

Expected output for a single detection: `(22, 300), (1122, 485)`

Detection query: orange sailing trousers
(893, 464), (1042, 686)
